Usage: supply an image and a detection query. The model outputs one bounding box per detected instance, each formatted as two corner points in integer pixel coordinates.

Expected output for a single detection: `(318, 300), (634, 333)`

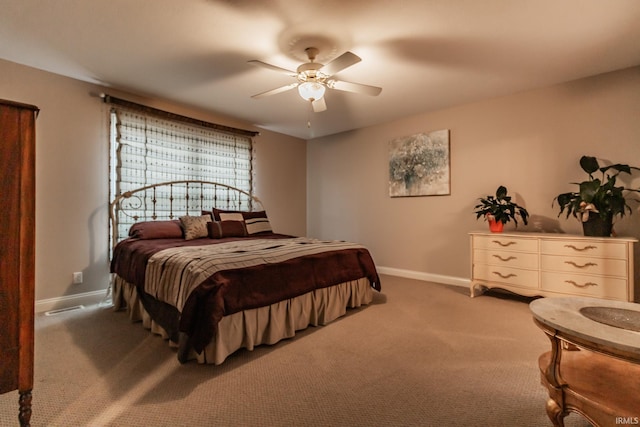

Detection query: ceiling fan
(249, 47), (382, 112)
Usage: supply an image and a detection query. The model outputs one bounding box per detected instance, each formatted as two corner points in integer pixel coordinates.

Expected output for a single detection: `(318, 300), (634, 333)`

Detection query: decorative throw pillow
(201, 210), (214, 221)
(218, 212), (245, 222)
(179, 215), (211, 240)
(128, 220), (183, 239)
(211, 208), (240, 221)
(208, 220), (247, 239)
(242, 211), (272, 234)
(212, 208), (272, 235)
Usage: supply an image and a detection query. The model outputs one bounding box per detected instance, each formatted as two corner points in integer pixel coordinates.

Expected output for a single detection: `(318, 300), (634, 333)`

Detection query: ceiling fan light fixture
(297, 81), (326, 101)
(250, 48), (381, 112)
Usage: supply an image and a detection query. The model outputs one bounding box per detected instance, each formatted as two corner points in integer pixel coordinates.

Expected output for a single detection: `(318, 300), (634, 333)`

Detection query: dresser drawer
(473, 235), (538, 252)
(474, 249), (538, 269)
(473, 264), (538, 289)
(540, 271), (629, 300)
(540, 239), (628, 259)
(540, 255), (627, 277)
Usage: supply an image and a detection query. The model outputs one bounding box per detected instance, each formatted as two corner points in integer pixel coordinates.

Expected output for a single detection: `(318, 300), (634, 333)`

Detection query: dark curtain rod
(101, 94), (259, 138)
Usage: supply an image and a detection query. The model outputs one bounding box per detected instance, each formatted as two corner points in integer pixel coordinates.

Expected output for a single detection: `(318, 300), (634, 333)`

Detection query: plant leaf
(580, 156), (599, 175)
(601, 163), (632, 175)
(496, 186), (507, 199)
(579, 179), (601, 202)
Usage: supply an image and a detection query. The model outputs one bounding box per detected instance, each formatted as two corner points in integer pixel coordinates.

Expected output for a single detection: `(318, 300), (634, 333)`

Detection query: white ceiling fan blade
(328, 79), (382, 96)
(319, 51), (361, 76)
(248, 60), (297, 77)
(311, 97), (327, 112)
(251, 83), (299, 99)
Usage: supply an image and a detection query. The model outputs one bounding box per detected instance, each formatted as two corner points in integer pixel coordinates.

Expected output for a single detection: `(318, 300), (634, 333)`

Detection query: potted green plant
(553, 155), (640, 236)
(474, 186), (530, 233)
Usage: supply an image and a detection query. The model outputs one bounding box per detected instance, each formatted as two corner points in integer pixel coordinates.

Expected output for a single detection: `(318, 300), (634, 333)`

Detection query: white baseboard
(376, 266), (470, 288)
(35, 289), (110, 314)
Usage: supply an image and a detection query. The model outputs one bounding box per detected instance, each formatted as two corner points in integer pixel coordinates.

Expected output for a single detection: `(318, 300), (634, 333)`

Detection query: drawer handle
(493, 255), (516, 262)
(564, 261), (597, 269)
(492, 240), (517, 247)
(492, 271), (517, 279)
(564, 280), (598, 288)
(564, 244), (597, 252)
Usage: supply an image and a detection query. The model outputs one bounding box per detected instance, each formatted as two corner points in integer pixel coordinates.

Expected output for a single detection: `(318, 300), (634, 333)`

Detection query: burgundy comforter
(110, 233), (380, 354)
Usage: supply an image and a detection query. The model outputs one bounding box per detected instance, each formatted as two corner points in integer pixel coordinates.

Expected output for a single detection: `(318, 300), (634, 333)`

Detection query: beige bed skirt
(112, 275), (373, 365)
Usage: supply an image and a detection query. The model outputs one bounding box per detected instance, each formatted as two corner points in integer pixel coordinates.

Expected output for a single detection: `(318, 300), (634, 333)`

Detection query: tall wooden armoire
(0, 99), (38, 427)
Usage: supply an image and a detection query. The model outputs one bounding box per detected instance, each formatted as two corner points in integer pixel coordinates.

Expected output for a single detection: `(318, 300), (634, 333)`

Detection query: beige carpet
(0, 275), (593, 426)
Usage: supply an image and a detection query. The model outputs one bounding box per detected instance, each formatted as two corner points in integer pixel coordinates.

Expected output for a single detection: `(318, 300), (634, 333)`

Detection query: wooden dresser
(0, 99), (39, 426)
(470, 231), (637, 302)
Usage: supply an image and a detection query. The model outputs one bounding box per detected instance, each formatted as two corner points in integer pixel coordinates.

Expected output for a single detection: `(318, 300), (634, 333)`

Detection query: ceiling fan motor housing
(297, 62), (326, 83)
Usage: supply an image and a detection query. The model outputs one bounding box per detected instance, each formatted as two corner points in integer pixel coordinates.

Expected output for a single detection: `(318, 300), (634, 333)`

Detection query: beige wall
(0, 58), (306, 308)
(307, 66), (640, 283)
(3, 55), (638, 307)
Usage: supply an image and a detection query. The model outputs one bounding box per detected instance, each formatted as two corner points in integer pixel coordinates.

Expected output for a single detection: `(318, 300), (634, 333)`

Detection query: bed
(109, 180), (381, 364)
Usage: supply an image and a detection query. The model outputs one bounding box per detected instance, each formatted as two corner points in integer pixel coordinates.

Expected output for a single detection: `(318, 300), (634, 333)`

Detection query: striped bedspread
(145, 237), (371, 312)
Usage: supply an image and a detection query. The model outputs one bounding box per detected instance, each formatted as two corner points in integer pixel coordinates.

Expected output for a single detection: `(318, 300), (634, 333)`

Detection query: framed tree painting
(388, 129), (450, 197)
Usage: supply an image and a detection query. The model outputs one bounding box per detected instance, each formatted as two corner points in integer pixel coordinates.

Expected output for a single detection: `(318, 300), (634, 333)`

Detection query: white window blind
(108, 101), (255, 242)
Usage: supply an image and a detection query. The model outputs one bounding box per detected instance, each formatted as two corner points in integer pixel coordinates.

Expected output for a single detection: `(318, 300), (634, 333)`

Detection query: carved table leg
(19, 390), (32, 427)
(535, 320), (568, 427)
(546, 397), (566, 427)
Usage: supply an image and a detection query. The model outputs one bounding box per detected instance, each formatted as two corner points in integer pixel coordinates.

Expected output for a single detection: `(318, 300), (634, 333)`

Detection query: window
(108, 97), (256, 242)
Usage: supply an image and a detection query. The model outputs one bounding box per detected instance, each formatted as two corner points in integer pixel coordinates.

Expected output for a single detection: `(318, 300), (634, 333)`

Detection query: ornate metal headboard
(109, 180), (263, 247)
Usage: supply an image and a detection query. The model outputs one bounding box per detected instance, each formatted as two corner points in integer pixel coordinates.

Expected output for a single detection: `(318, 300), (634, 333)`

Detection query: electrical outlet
(72, 272), (83, 284)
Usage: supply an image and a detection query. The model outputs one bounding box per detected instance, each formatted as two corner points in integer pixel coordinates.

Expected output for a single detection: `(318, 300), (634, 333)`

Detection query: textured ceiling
(1, 0), (640, 139)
